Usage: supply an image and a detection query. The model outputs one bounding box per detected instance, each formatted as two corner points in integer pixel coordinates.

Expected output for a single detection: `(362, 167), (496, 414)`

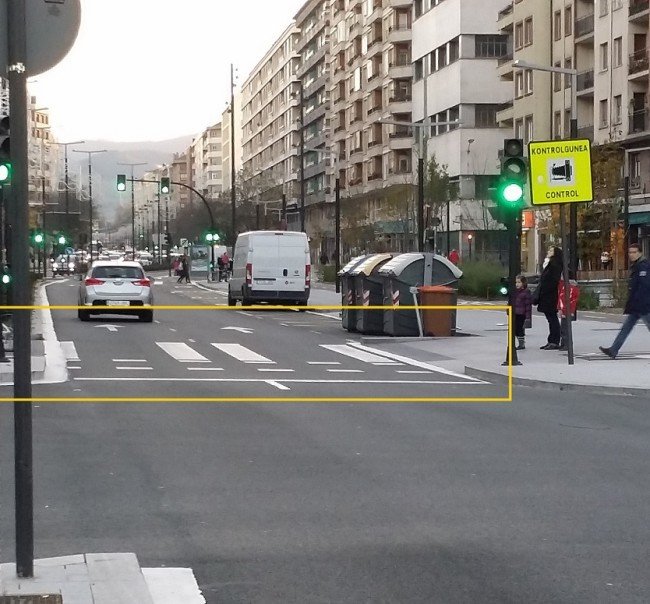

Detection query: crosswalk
(59, 339), (480, 382)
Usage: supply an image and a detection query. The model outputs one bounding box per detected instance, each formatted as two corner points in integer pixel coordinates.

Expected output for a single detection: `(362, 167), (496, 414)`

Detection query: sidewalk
(0, 553), (204, 603)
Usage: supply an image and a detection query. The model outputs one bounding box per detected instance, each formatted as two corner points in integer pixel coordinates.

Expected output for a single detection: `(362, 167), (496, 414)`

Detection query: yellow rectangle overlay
(0, 305), (513, 403)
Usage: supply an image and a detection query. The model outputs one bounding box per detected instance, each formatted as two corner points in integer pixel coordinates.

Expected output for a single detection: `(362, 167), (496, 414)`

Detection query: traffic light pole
(560, 205), (575, 365)
(7, 0), (34, 578)
(166, 196), (171, 277)
(503, 211), (522, 367)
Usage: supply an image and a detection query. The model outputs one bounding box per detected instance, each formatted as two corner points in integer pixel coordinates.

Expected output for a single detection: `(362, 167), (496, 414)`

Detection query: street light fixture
(117, 161), (148, 257)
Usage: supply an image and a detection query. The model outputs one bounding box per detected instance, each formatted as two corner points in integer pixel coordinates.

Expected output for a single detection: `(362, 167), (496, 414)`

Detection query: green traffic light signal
(1, 273), (10, 285)
(160, 177), (170, 195)
(498, 277), (509, 297)
(34, 232), (44, 245)
(117, 174), (127, 192)
(500, 182), (524, 204)
(0, 162), (10, 184)
(0, 115), (10, 184)
(58, 235), (66, 245)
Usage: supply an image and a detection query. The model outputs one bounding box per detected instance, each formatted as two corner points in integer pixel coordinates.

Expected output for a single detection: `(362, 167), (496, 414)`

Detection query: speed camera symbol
(548, 159), (574, 185)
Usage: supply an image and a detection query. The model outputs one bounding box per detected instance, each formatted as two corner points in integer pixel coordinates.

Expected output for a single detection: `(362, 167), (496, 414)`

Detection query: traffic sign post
(528, 139), (593, 206)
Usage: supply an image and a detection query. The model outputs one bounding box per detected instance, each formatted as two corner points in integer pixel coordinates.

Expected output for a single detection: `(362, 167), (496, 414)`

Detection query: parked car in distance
(78, 261), (154, 322)
(136, 251), (154, 266)
(52, 254), (80, 276)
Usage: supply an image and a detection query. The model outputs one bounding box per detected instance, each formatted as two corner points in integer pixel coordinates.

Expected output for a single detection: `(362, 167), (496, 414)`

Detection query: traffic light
(165, 232), (173, 246)
(0, 115), (10, 184)
(160, 177), (170, 195)
(58, 234), (67, 246)
(498, 277), (509, 297)
(492, 139), (527, 211)
(33, 230), (44, 245)
(117, 174), (127, 192)
(205, 230), (220, 243)
(1, 270), (11, 285)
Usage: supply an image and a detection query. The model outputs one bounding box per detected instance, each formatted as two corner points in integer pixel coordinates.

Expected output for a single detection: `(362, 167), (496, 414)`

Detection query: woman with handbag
(534, 246), (563, 350)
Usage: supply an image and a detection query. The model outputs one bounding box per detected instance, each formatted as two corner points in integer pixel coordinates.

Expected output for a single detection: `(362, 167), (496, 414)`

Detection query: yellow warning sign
(528, 139), (593, 205)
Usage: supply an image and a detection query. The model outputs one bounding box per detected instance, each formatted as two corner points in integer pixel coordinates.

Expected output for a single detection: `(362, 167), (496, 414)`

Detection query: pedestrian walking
(448, 249), (459, 265)
(182, 254), (191, 283)
(534, 246), (563, 349)
(514, 275), (533, 350)
(599, 243), (650, 359)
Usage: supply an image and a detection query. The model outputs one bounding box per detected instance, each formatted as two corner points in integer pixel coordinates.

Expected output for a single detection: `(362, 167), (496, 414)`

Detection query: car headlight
(52, 263), (58, 269)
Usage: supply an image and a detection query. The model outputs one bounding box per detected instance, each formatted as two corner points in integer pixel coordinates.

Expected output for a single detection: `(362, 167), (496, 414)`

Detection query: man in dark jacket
(536, 246), (563, 349)
(600, 243), (650, 359)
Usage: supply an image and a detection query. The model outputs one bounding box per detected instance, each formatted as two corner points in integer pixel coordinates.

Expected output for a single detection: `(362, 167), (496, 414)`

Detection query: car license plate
(255, 279), (274, 284)
(107, 300), (130, 307)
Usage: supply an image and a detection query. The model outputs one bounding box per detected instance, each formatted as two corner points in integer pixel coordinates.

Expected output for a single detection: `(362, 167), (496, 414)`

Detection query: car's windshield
(92, 266), (144, 280)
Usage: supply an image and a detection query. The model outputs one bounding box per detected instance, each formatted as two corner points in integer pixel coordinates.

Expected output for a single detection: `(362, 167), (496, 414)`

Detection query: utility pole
(297, 81), (306, 232)
(7, 0), (34, 578)
(230, 63), (237, 245)
(51, 140), (84, 236)
(73, 149), (107, 260)
(118, 161), (147, 258)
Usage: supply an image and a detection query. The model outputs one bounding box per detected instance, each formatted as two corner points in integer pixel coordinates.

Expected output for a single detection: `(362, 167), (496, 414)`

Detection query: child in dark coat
(515, 275), (533, 350)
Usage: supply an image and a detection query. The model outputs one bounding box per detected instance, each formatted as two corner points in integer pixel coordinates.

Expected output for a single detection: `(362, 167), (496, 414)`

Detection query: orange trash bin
(418, 285), (457, 337)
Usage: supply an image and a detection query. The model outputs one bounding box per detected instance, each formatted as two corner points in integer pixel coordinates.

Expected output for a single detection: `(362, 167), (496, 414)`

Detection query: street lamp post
(72, 149), (107, 261)
(291, 81), (306, 232)
(468, 233), (473, 261)
(513, 59), (577, 365)
(118, 161), (148, 258)
(49, 140), (84, 235)
(230, 63), (237, 245)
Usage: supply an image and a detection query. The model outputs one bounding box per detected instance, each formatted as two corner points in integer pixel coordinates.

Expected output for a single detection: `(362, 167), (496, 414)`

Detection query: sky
(29, 0), (306, 143)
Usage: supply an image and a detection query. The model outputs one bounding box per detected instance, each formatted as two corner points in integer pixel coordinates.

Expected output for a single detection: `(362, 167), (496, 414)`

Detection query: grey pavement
(197, 274), (650, 396)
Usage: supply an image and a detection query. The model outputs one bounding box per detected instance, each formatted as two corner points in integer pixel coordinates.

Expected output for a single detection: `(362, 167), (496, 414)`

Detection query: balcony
(367, 171), (383, 181)
(388, 24), (412, 44)
(389, 132), (412, 150)
(367, 105), (382, 116)
(389, 0), (411, 7)
(576, 69), (594, 94)
(574, 13), (594, 41)
(388, 94), (412, 113)
(577, 125), (594, 141)
(629, 49), (649, 79)
(629, 109), (649, 135)
(629, 0), (649, 20)
(388, 63), (412, 79)
(497, 3), (513, 22)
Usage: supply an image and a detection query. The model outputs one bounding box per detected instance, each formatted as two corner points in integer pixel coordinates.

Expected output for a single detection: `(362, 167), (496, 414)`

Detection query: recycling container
(339, 255), (370, 331)
(379, 253), (462, 336)
(351, 253), (393, 334)
(418, 285), (458, 337)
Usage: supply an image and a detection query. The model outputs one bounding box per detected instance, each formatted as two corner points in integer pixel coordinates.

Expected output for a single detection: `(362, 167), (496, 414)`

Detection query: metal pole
(335, 177), (341, 294)
(281, 193), (287, 230)
(299, 82), (306, 233)
(569, 72), (578, 278)
(41, 180), (46, 278)
(417, 156), (424, 253)
(560, 205), (574, 364)
(503, 211), (522, 366)
(131, 175), (135, 257)
(64, 146), (69, 234)
(623, 176), (630, 270)
(166, 195), (171, 277)
(230, 63), (236, 245)
(8, 0), (34, 578)
(88, 157), (93, 260)
(157, 193), (161, 263)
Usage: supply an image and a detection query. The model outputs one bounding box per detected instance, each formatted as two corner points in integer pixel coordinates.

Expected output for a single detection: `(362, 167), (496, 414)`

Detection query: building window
(475, 104), (499, 128)
(554, 11), (562, 40)
(613, 37), (622, 67)
(564, 58), (573, 88)
(600, 42), (609, 70)
(524, 17), (533, 46)
(553, 62), (562, 91)
(524, 69), (533, 95)
(614, 95), (622, 124)
(514, 22), (524, 50)
(599, 0), (609, 16)
(515, 71), (524, 98)
(449, 38), (459, 63)
(564, 6), (572, 36)
(524, 115), (534, 144)
(475, 34), (508, 58)
(554, 111), (562, 139)
(414, 58), (423, 81)
(514, 118), (524, 140)
(599, 99), (608, 128)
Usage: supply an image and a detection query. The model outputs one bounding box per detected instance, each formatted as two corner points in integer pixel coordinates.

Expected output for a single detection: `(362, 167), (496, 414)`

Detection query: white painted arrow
(221, 326), (254, 334)
(96, 324), (120, 332)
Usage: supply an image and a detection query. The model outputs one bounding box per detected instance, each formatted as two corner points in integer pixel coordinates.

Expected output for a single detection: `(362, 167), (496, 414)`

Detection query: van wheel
(139, 310), (153, 322)
(78, 309), (90, 321)
(227, 293), (236, 306)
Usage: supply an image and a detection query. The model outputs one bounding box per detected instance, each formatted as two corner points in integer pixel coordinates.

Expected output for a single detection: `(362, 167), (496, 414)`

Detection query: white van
(228, 230), (311, 306)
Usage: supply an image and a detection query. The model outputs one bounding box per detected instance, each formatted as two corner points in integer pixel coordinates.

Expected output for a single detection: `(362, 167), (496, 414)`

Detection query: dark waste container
(339, 255), (371, 331)
(418, 285), (458, 337)
(351, 253), (393, 334)
(379, 253), (462, 336)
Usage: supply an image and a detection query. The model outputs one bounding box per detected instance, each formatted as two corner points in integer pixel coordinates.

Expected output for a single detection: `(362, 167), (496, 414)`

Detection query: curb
(464, 365), (649, 398)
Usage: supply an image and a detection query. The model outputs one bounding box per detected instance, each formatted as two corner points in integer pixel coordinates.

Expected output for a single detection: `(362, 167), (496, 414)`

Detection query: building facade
(221, 90), (243, 196)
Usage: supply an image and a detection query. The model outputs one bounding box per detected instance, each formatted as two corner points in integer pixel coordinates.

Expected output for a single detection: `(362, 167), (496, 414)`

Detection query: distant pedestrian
(177, 254), (190, 283)
(534, 246), (563, 350)
(514, 275), (533, 350)
(172, 257), (180, 276)
(600, 243), (650, 359)
(448, 249), (459, 265)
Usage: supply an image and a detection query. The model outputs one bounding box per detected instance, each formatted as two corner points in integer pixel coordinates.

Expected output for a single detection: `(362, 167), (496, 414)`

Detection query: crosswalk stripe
(211, 343), (275, 364)
(60, 341), (80, 362)
(320, 344), (399, 365)
(156, 342), (209, 362)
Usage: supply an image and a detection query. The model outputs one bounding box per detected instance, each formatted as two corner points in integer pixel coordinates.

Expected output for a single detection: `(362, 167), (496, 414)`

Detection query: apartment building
(498, 0), (650, 264)
(241, 23), (302, 217)
(27, 99), (55, 207)
(190, 122), (223, 200)
(221, 91), (243, 195)
(413, 0), (512, 260)
(330, 0), (416, 252)
(295, 0), (332, 254)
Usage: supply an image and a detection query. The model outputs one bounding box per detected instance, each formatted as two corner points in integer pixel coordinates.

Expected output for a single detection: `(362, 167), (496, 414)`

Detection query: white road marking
(75, 377), (487, 386)
(307, 361), (341, 365)
(212, 343), (275, 364)
(327, 369), (364, 373)
(187, 367), (224, 371)
(67, 366), (82, 370)
(237, 311), (254, 317)
(112, 359), (148, 362)
(396, 370), (432, 374)
(156, 342), (209, 362)
(60, 341), (80, 362)
(320, 344), (399, 365)
(257, 368), (295, 373)
(178, 359), (211, 363)
(346, 342), (487, 383)
(115, 366), (154, 371)
(221, 326), (254, 334)
(169, 328), (177, 332)
(267, 380), (290, 390)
